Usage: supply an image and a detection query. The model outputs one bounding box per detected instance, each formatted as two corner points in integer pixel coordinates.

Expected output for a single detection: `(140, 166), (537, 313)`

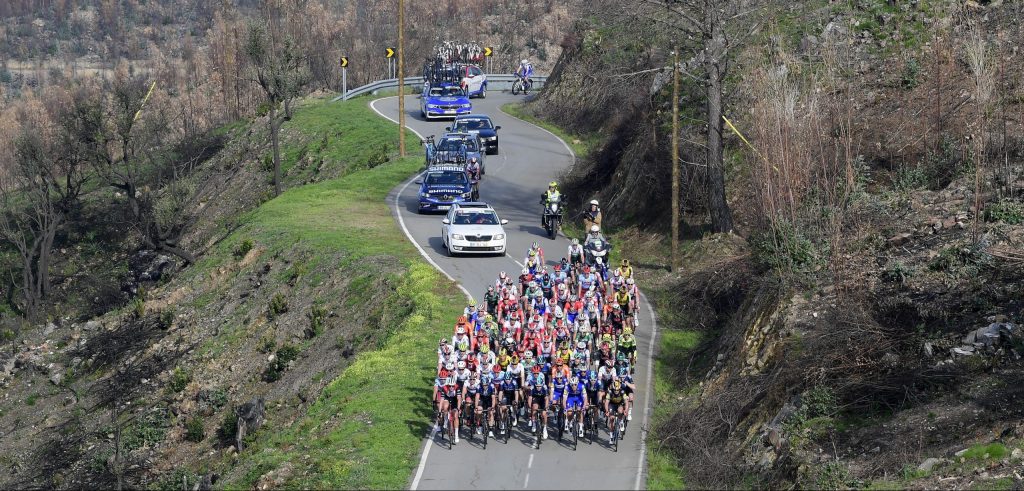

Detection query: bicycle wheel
(556, 405), (565, 441)
(446, 411), (454, 449)
(503, 407), (512, 444)
(572, 411), (579, 451)
(480, 410), (488, 449)
(534, 413), (542, 449)
(512, 81), (520, 96)
(611, 414), (619, 452)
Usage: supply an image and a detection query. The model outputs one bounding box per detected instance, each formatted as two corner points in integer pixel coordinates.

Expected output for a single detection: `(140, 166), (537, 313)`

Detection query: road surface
(370, 92), (658, 490)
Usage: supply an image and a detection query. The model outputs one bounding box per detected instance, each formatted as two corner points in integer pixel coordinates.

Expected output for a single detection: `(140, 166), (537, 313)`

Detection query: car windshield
(430, 86), (464, 97)
(425, 171), (468, 185)
(453, 212), (499, 225)
(455, 119), (492, 131)
(438, 138), (478, 152)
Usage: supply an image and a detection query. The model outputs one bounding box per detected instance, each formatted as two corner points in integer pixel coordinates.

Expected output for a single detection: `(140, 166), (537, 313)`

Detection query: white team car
(441, 202), (509, 256)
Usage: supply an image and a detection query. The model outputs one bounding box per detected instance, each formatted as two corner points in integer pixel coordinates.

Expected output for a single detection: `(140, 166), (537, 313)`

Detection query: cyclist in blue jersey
(498, 367), (520, 428)
(526, 364), (549, 440)
(550, 366), (569, 431)
(565, 375), (587, 437)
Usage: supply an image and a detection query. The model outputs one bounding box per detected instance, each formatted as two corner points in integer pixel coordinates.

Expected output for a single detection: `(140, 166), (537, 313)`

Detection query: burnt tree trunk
(704, 6), (734, 234)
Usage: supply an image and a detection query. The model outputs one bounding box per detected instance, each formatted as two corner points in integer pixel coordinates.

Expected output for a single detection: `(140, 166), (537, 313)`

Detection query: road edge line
(370, 96), (471, 491)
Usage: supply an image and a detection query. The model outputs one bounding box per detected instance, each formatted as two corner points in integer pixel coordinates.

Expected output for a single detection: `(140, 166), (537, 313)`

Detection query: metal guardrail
(333, 74), (548, 101)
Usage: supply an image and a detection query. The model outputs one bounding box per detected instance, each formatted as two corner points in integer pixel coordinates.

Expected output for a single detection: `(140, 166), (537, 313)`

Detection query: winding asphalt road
(370, 93), (658, 490)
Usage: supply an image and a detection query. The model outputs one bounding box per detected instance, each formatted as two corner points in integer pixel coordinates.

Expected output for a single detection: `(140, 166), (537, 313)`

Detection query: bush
(169, 366), (192, 393)
(306, 302), (328, 338)
(268, 293), (288, 320)
(122, 407), (171, 451)
(802, 386), (838, 419)
(184, 416), (205, 442)
(131, 297), (146, 319)
(983, 199), (1024, 225)
(899, 57), (921, 89)
(881, 260), (912, 284)
(753, 220), (824, 273)
(1, 328), (14, 342)
(264, 343), (301, 382)
(217, 410), (238, 446)
(233, 238), (254, 259)
(257, 335), (276, 354)
(158, 309), (175, 329)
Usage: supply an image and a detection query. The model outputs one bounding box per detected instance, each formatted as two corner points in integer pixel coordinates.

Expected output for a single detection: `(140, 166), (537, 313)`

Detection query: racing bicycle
(511, 74), (532, 95)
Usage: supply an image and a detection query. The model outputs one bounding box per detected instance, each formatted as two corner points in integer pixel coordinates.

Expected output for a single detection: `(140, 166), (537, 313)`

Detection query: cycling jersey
(615, 292), (631, 307)
(551, 374), (568, 402)
(606, 387), (625, 405)
(526, 373), (547, 396)
(451, 334), (471, 353)
(579, 273), (596, 291)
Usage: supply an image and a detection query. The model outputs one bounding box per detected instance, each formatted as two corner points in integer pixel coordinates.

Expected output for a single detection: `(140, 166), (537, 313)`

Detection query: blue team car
(420, 82), (472, 120)
(416, 165), (475, 213)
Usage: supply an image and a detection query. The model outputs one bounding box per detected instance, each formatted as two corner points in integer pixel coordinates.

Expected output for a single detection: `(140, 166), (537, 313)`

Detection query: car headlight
(461, 103), (472, 108)
(493, 234), (505, 240)
(420, 192), (430, 198)
(485, 136), (497, 141)
(452, 234), (465, 240)
(426, 104), (438, 109)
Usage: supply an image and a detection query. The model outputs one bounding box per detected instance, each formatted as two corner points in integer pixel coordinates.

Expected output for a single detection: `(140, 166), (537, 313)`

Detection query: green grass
(960, 442), (1009, 460)
(501, 102), (599, 158)
(648, 448), (687, 490)
(203, 95), (463, 489)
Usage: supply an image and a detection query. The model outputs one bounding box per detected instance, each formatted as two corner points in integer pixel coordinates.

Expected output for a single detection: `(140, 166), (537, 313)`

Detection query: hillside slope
(526, 0), (1024, 488)
(0, 95), (464, 489)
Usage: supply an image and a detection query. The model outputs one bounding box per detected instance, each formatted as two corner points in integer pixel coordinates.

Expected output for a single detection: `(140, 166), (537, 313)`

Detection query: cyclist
(607, 303), (626, 336)
(478, 370), (498, 437)
(464, 372), (482, 434)
(539, 181), (561, 228)
(578, 265), (599, 299)
(549, 363), (570, 431)
(572, 340), (591, 367)
(617, 361), (637, 421)
(604, 379), (628, 440)
(568, 238), (585, 269)
(526, 241), (546, 267)
(617, 259), (634, 279)
(565, 374), (588, 437)
(452, 325), (472, 357)
(484, 285), (500, 317)
(526, 365), (549, 439)
(597, 358), (616, 401)
(434, 365), (461, 442)
(619, 326), (638, 370)
(516, 58), (534, 89)
(614, 285), (633, 318)
(466, 156), (482, 181)
(498, 366), (521, 428)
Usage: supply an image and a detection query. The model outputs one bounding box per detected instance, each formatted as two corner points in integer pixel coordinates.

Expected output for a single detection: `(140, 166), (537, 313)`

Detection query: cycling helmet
(505, 336), (514, 344)
(457, 315), (468, 324)
(522, 268), (529, 275)
(522, 59), (529, 65)
(555, 357), (564, 365)
(499, 271), (507, 279)
(577, 341), (586, 349)
(480, 345), (490, 353)
(612, 303), (620, 310)
(583, 265), (591, 273)
(532, 241), (539, 250)
(605, 358), (614, 366)
(612, 379), (622, 389)
(627, 278), (635, 285)
(590, 225), (600, 233)
(511, 353), (520, 363)
(623, 326), (633, 335)
(585, 291), (594, 298)
(622, 259), (630, 267)
(596, 257), (603, 265)
(524, 350), (534, 358)
(499, 348), (507, 356)
(487, 285), (494, 291)
(590, 199), (599, 206)
(456, 325), (466, 334)
(445, 361), (455, 370)
(570, 376), (579, 385)
(529, 281), (537, 288)
(457, 360), (466, 370)
(553, 264), (561, 271)
(619, 285), (627, 292)
(579, 323), (589, 333)
(442, 344), (452, 353)
(529, 250), (537, 258)
(614, 270), (621, 277)
(532, 364), (542, 373)
(446, 375), (458, 385)
(572, 238), (579, 245)
(470, 157), (478, 163)
(492, 363), (502, 373)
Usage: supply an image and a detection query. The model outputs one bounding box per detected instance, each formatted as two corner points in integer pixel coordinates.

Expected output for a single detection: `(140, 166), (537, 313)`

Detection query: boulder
(918, 457), (941, 472)
(235, 397), (265, 451)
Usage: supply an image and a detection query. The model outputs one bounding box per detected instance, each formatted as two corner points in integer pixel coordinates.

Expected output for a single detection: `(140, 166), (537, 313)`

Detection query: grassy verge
(500, 102), (599, 157)
(196, 96), (464, 489)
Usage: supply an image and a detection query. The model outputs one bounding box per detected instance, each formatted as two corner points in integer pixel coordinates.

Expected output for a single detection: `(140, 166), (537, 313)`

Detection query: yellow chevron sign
(340, 56), (349, 68)
(484, 47), (493, 57)
(385, 47), (396, 58)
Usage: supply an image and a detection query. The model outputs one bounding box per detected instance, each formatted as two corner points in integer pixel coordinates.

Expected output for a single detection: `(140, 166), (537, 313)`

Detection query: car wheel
(480, 85), (487, 99)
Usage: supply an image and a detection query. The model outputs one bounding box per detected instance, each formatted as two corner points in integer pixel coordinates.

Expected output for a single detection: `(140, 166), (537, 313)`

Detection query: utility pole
(671, 47), (681, 272)
(397, 0), (407, 157)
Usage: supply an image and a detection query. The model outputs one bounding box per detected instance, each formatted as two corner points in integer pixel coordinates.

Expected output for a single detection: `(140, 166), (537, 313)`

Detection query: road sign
(484, 47), (493, 57)
(340, 56), (349, 68)
(385, 47), (396, 58)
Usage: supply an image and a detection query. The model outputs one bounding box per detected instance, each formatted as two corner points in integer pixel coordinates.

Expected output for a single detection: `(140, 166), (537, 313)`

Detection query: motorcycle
(511, 74), (532, 95)
(543, 195), (562, 239)
(584, 236), (611, 266)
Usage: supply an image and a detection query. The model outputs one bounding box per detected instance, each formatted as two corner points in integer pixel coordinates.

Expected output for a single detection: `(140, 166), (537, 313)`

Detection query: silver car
(441, 203), (509, 256)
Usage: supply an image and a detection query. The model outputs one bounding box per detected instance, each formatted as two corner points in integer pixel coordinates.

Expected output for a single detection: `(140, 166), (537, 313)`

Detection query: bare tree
(244, 15), (310, 197)
(639, 0), (764, 233)
(0, 89), (87, 319)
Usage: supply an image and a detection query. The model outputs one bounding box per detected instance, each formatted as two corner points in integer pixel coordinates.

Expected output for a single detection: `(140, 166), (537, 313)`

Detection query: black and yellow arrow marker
(340, 56), (349, 68)
(385, 47), (396, 58)
(484, 47), (493, 57)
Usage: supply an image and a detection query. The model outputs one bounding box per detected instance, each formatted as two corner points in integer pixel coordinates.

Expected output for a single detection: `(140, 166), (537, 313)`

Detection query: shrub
(264, 343), (301, 382)
(1, 328), (14, 342)
(169, 366), (192, 393)
(881, 260), (912, 284)
(257, 335), (276, 354)
(184, 416), (205, 442)
(158, 309), (175, 329)
(131, 297), (146, 319)
(753, 220), (824, 273)
(306, 302), (328, 338)
(268, 293), (288, 319)
(233, 238), (254, 259)
(899, 57), (921, 89)
(802, 386), (838, 419)
(983, 199), (1024, 225)
(217, 410), (238, 446)
(122, 407), (171, 451)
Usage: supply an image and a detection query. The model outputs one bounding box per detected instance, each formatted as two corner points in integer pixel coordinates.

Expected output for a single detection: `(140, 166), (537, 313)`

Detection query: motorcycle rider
(584, 225), (610, 264)
(539, 181), (561, 228)
(516, 58), (534, 91)
(583, 199), (603, 232)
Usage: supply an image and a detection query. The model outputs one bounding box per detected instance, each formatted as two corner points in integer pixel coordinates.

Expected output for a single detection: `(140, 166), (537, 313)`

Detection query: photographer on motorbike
(583, 200), (602, 232)
(539, 181), (561, 228)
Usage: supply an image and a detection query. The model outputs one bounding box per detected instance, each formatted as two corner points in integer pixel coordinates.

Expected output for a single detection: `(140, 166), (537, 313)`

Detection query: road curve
(371, 93), (657, 490)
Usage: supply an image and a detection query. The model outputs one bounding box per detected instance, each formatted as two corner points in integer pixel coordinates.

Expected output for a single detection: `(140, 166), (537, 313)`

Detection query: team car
(448, 114), (501, 155)
(440, 202), (509, 256)
(416, 165), (475, 213)
(420, 82), (472, 120)
(458, 64), (488, 98)
(431, 132), (485, 170)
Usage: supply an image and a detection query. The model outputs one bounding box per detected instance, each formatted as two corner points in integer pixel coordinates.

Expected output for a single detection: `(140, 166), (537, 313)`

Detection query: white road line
(528, 453), (534, 468)
(524, 474), (530, 489)
(634, 291), (659, 491)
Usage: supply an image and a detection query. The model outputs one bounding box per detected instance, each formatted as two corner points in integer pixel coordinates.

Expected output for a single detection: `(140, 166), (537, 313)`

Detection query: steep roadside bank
(0, 96), (464, 489)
